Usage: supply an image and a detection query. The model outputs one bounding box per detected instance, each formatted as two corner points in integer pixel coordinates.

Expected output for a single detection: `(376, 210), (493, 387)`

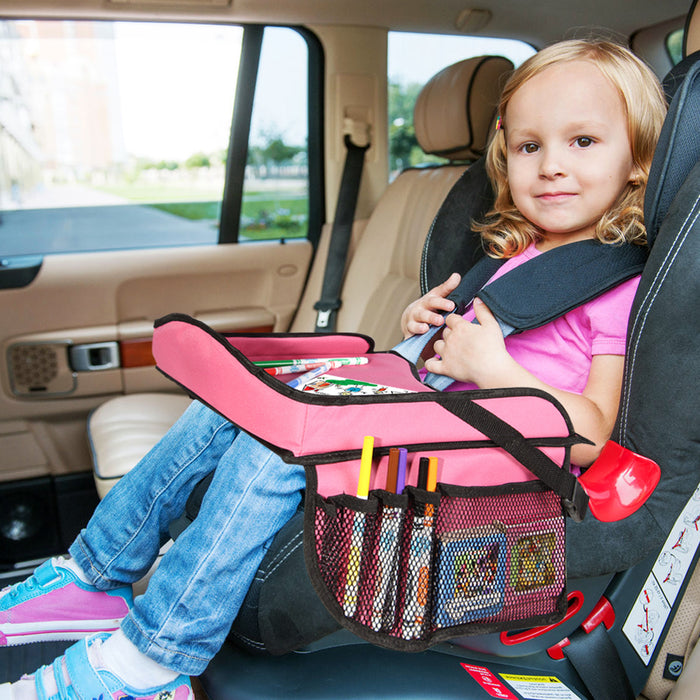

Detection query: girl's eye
(520, 142), (539, 154)
(575, 136), (594, 148)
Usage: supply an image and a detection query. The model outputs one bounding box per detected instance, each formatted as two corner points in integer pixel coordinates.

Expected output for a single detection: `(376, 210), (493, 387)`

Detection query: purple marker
(395, 448), (408, 493)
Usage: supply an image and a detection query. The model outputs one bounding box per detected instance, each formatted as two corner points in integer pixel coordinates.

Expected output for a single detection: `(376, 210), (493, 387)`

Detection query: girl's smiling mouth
(536, 191), (577, 202)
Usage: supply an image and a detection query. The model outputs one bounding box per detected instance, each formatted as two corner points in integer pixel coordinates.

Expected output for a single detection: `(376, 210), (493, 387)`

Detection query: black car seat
(87, 54), (513, 498)
(640, 3), (700, 698)
(190, 4), (700, 698)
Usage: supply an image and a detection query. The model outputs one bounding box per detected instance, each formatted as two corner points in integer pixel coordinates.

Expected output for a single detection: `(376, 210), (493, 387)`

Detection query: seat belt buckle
(314, 300), (341, 330)
(564, 479), (589, 522)
(547, 596), (615, 660)
(316, 309), (332, 329)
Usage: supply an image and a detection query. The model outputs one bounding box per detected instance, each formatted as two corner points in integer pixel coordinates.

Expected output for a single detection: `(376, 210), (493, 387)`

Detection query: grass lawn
(95, 182), (308, 239)
(96, 183), (221, 202)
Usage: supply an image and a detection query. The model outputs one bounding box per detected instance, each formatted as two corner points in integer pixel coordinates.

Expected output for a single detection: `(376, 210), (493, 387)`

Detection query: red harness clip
(547, 596), (615, 660)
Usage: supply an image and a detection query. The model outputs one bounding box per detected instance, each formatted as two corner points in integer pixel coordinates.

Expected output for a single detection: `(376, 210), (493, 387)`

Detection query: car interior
(0, 0), (699, 698)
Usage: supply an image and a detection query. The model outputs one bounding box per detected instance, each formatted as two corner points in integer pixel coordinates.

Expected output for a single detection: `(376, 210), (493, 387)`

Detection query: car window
(0, 20), (314, 255)
(666, 28), (684, 65)
(388, 32), (535, 176)
(241, 27), (310, 242)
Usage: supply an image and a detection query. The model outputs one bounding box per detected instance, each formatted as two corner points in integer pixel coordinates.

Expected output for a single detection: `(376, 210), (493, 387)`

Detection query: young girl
(402, 39), (665, 467)
(0, 39), (666, 699)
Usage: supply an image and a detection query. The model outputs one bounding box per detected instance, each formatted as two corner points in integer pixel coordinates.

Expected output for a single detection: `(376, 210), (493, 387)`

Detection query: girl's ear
(629, 164), (643, 186)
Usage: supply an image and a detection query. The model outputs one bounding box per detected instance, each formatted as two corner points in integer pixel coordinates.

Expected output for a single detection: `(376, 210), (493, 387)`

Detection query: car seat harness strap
(397, 238), (648, 389)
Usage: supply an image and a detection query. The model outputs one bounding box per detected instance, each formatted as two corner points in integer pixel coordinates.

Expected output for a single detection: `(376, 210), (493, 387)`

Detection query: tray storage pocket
(306, 479), (567, 652)
(432, 482), (567, 636)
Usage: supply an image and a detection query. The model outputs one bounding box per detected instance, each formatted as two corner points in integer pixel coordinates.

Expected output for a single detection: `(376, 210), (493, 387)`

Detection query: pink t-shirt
(440, 244), (640, 395)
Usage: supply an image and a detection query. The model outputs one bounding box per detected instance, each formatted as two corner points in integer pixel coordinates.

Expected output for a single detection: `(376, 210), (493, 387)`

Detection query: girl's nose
(539, 148), (566, 179)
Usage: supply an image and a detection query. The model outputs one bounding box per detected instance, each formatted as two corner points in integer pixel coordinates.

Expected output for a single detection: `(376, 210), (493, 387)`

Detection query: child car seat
(185, 7), (700, 698)
(87, 54), (513, 498)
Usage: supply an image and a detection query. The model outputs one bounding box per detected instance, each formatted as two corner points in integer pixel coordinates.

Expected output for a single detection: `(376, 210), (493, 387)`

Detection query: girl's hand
(401, 272), (461, 338)
(424, 299), (509, 385)
(427, 298), (625, 466)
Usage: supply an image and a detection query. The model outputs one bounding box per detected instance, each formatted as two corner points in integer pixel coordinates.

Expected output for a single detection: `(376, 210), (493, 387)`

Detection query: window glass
(0, 20), (311, 254)
(666, 28), (684, 65)
(241, 28), (309, 242)
(388, 33), (535, 176)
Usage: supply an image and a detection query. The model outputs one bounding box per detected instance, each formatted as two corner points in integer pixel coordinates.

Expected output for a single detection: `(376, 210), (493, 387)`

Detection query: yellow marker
(357, 435), (374, 498)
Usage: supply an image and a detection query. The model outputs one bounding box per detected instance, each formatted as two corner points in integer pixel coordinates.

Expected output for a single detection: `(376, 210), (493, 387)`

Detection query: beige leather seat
(88, 54), (514, 497)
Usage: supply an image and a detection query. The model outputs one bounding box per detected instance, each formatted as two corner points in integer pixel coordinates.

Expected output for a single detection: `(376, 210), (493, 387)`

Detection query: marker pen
(371, 447), (404, 631)
(343, 436), (374, 616)
(418, 456), (430, 490)
(265, 357), (369, 375)
(385, 448), (400, 493)
(356, 435), (374, 499)
(401, 457), (438, 639)
(395, 448), (408, 493)
(286, 362), (332, 389)
(255, 356), (368, 368)
(371, 501), (402, 631)
(427, 457), (438, 492)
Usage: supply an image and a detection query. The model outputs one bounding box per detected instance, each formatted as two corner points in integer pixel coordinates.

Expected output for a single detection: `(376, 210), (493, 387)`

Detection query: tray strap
(435, 392), (588, 521)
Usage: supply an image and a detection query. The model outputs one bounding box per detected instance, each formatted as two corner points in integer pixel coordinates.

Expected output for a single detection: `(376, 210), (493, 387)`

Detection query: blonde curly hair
(476, 39), (667, 258)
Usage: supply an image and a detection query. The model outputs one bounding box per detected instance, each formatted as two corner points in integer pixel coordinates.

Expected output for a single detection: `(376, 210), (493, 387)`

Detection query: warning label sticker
(622, 482), (700, 664)
(460, 664), (517, 699)
(500, 673), (583, 700)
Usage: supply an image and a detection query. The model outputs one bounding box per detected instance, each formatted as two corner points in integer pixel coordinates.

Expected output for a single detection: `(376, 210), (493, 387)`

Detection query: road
(0, 204), (217, 256)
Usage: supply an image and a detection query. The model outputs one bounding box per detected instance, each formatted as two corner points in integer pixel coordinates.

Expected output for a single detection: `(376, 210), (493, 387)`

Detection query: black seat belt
(563, 624), (635, 700)
(314, 134), (370, 332)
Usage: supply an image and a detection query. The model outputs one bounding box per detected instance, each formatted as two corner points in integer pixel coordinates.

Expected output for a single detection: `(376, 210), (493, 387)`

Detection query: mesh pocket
(433, 482), (566, 633)
(313, 493), (379, 617)
(310, 480), (567, 650)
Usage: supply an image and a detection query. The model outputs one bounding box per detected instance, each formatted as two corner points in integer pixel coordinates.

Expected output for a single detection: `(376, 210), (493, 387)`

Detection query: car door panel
(0, 239), (312, 481)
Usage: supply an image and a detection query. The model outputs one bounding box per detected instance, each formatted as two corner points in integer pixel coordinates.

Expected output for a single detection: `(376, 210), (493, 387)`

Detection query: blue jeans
(70, 401), (306, 675)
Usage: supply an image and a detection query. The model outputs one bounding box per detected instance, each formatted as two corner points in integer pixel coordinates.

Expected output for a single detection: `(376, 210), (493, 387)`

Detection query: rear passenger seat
(88, 55), (514, 497)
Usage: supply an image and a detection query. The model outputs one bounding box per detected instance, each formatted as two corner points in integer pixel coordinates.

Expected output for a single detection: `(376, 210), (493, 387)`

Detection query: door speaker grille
(9, 345), (58, 388)
(8, 343), (74, 396)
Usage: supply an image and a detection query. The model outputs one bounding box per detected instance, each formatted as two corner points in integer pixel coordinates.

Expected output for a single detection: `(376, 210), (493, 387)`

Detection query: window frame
(220, 24), (325, 248)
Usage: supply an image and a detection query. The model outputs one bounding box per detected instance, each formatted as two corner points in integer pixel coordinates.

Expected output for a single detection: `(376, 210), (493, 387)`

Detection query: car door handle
(0, 256), (43, 289)
(69, 342), (120, 371)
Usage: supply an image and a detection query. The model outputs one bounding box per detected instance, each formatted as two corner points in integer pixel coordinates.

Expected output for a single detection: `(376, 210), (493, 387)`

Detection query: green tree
(155, 160), (178, 171)
(185, 152), (211, 169)
(388, 80), (422, 172)
(388, 80), (447, 172)
(263, 137), (302, 167)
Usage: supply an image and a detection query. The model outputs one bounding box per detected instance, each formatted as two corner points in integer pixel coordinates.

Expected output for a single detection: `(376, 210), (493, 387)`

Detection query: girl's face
(505, 59), (639, 250)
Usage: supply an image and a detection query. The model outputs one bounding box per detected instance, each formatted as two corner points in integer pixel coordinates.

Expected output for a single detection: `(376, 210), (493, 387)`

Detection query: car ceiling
(2, 0), (692, 47)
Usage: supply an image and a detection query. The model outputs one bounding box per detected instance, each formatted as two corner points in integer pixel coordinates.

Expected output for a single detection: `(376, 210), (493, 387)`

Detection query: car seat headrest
(685, 0), (699, 56)
(413, 55), (514, 162)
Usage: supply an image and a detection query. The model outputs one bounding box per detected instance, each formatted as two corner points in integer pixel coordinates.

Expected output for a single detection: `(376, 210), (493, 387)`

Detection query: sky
(114, 22), (242, 161)
(111, 24), (536, 161)
(388, 33), (535, 86)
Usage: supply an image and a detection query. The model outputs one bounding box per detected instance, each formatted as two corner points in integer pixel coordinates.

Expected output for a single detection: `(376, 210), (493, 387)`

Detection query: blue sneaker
(0, 558), (133, 647)
(0, 633), (193, 700)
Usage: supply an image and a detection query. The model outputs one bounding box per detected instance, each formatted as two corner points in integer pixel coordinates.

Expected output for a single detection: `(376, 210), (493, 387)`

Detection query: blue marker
(286, 362), (332, 390)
